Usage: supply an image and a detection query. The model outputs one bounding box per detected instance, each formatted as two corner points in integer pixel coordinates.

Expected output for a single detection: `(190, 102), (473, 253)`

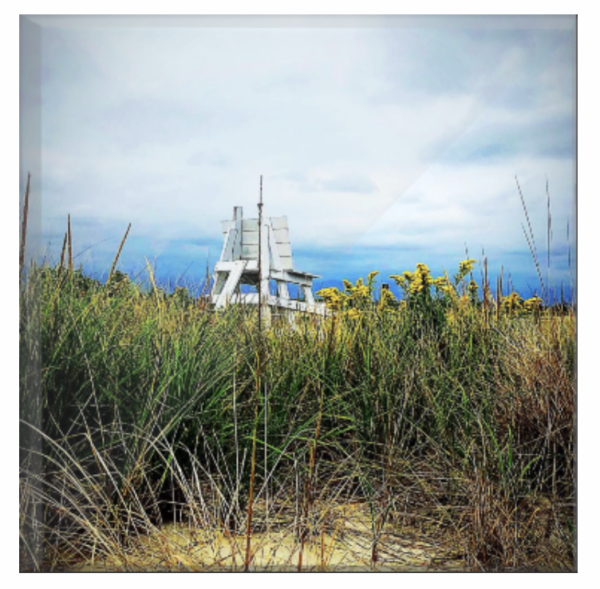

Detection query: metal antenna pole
(257, 175), (269, 532)
(245, 175), (263, 571)
(258, 175), (263, 328)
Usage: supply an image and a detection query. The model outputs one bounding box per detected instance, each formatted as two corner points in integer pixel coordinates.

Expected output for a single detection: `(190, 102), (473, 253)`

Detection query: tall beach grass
(19, 253), (575, 571)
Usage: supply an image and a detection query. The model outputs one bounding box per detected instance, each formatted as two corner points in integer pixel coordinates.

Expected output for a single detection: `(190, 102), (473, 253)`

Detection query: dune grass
(19, 253), (575, 571)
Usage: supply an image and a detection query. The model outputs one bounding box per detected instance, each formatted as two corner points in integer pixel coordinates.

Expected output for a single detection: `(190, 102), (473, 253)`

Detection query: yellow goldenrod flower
(523, 296), (543, 312)
(459, 259), (477, 274)
(346, 308), (361, 320)
(501, 291), (523, 314)
(378, 287), (396, 311)
(390, 274), (410, 289)
(316, 287), (348, 311)
(409, 279), (423, 294)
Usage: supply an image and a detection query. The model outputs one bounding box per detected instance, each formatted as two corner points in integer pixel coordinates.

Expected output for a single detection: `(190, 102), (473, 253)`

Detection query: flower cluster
(345, 308), (362, 320)
(389, 271), (414, 294)
(466, 280), (479, 305)
(317, 272), (399, 317)
(378, 286), (396, 312)
(454, 258), (477, 286)
(316, 273), (382, 314)
(366, 271), (380, 290)
(315, 287), (348, 311)
(523, 296), (543, 313)
(391, 264), (434, 297)
(433, 275), (455, 297)
(345, 277), (371, 302)
(459, 259), (477, 275)
(502, 292), (523, 314)
(410, 263), (434, 295)
(433, 276), (448, 289)
(316, 260), (493, 317)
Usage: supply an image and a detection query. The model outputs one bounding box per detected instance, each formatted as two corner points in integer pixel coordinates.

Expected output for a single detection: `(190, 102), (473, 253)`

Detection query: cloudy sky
(22, 15), (576, 300)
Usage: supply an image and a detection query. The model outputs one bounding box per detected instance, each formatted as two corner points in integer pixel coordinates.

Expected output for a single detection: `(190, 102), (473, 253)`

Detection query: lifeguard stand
(211, 206), (327, 315)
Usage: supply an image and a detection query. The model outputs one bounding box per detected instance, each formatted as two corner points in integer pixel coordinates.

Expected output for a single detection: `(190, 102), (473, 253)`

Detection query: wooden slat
(241, 244), (259, 259)
(243, 231), (259, 245)
(277, 243), (292, 258)
(242, 218), (259, 232)
(273, 227), (290, 243)
(278, 255), (293, 271)
(270, 216), (288, 230)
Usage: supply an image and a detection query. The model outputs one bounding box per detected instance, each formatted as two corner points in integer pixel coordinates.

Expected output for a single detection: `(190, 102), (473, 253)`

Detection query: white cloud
(35, 18), (575, 288)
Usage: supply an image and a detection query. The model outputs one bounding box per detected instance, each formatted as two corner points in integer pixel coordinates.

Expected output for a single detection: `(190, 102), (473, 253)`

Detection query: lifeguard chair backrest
(269, 216), (293, 271)
(236, 217), (294, 271)
(219, 209), (294, 271)
(241, 218), (259, 261)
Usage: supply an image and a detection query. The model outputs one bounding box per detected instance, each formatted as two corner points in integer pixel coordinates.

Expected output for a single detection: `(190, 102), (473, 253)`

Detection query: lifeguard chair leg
(214, 261), (247, 308)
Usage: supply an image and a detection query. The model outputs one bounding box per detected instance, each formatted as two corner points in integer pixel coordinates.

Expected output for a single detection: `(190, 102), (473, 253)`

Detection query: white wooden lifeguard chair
(211, 206), (328, 316)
